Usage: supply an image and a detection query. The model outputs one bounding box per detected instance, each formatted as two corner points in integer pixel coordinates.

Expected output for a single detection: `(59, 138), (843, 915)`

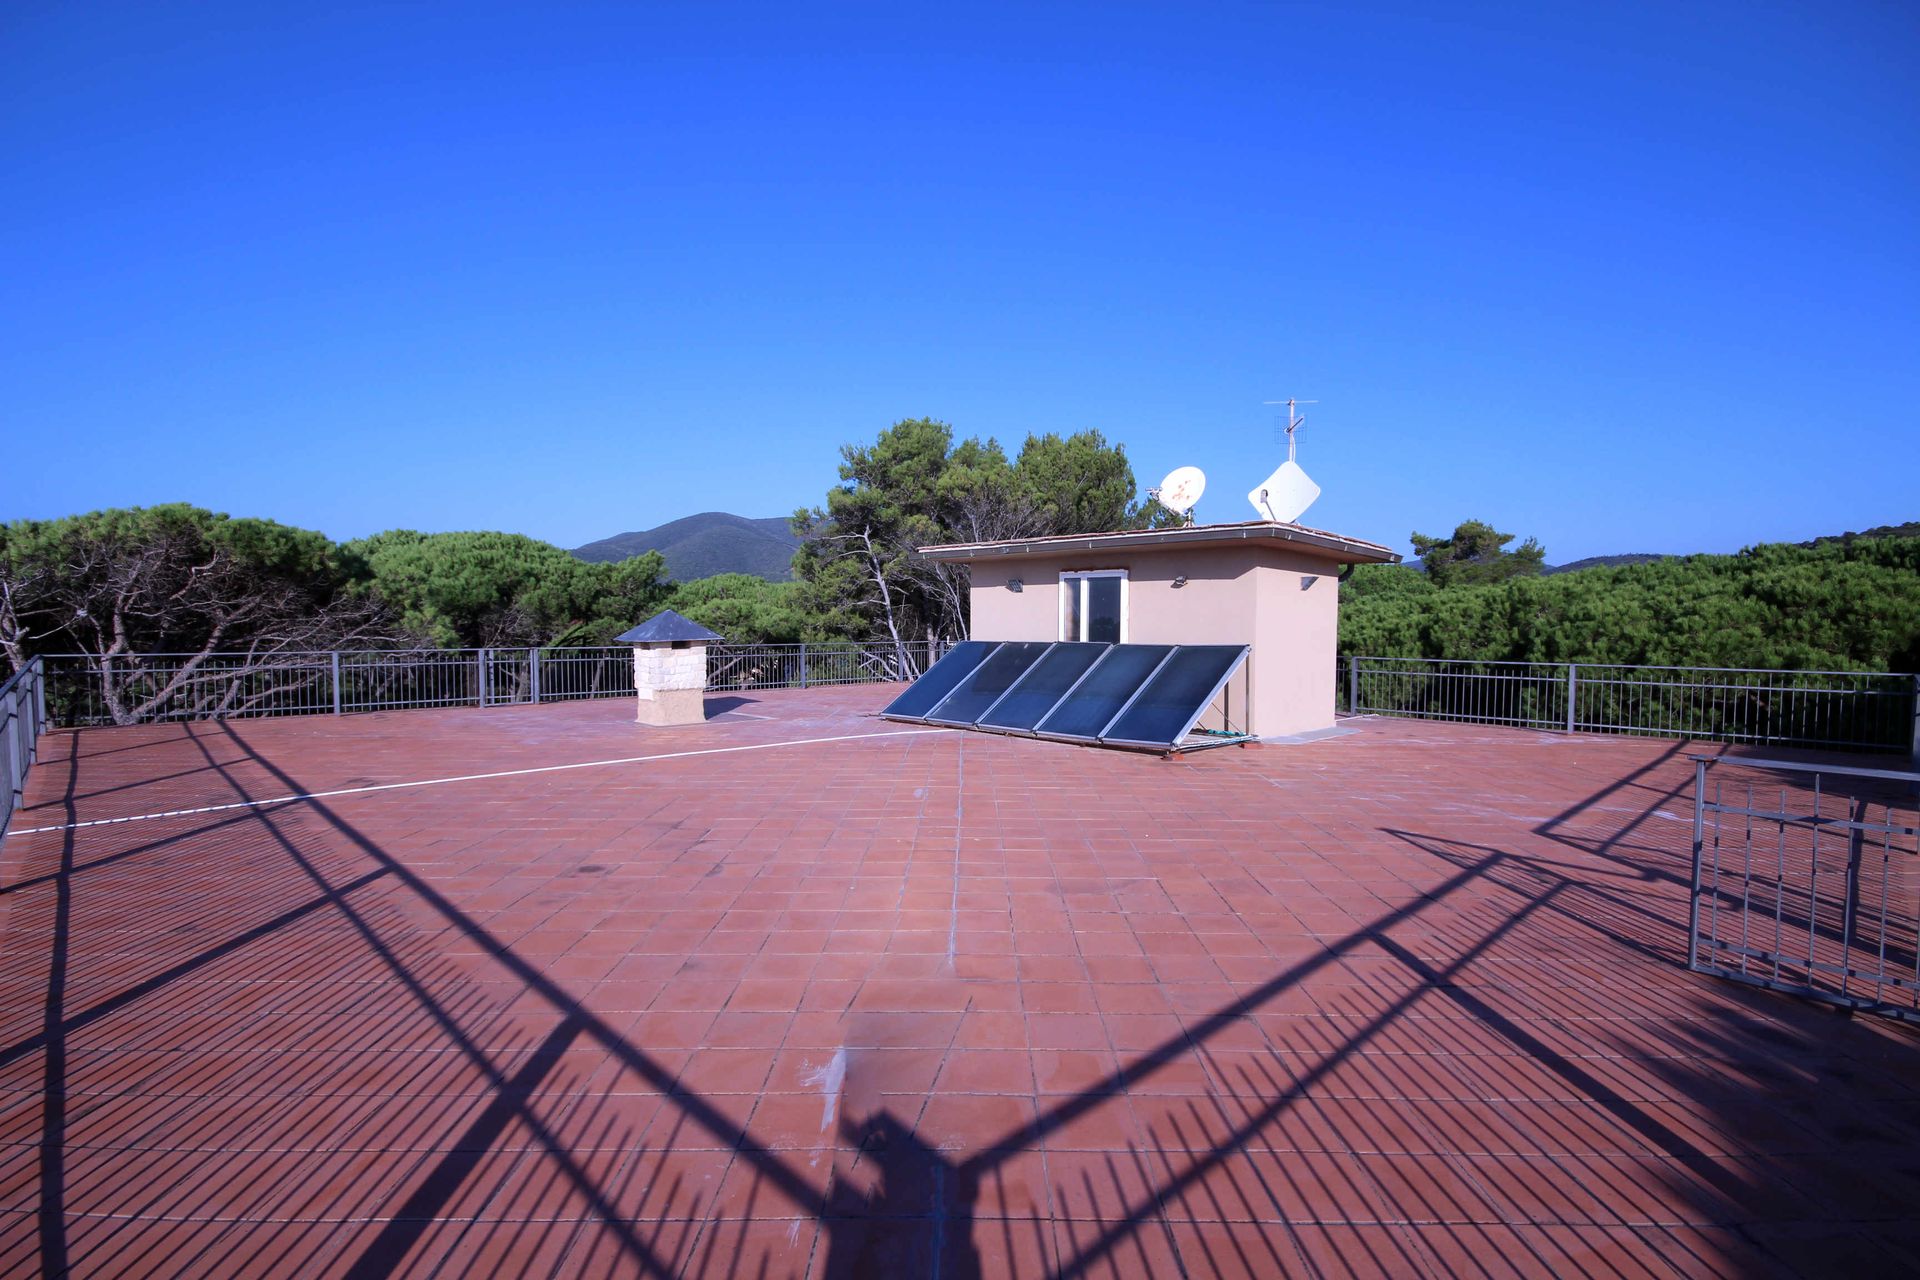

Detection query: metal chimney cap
(613, 610), (725, 645)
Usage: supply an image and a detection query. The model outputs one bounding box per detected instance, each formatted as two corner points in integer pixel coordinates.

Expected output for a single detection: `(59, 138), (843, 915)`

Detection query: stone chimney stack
(614, 610), (725, 727)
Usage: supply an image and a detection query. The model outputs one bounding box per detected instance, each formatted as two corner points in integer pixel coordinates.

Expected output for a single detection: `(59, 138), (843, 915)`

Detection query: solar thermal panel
(878, 641), (998, 721)
(1031, 645), (1175, 741)
(879, 640), (1251, 752)
(925, 642), (1053, 725)
(975, 643), (1112, 733)
(1100, 645), (1250, 748)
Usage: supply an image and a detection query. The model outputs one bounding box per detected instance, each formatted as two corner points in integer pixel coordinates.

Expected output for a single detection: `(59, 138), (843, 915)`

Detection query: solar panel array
(881, 641), (1251, 751)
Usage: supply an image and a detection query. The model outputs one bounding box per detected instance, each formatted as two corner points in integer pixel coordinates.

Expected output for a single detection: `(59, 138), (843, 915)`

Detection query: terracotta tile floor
(1, 686), (1917, 1278)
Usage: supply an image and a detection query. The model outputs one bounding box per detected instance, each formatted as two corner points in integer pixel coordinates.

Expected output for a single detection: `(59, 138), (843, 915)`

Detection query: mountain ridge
(572, 512), (799, 582)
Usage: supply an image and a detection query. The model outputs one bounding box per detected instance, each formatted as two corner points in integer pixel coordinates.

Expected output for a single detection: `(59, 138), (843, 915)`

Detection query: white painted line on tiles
(6, 728), (948, 837)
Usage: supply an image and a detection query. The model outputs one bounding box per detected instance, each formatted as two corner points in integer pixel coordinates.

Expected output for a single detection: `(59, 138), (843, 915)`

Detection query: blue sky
(3, 1), (1914, 561)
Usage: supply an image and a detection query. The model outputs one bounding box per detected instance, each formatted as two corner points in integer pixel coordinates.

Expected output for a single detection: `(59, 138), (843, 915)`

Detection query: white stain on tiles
(799, 1047), (848, 1134)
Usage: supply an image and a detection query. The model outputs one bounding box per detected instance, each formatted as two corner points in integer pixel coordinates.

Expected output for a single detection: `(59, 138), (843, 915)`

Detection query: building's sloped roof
(918, 519), (1400, 564)
(613, 609), (725, 644)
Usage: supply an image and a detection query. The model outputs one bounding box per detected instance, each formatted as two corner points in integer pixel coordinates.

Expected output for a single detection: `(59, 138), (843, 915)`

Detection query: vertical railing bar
(1773, 786), (1786, 984)
(1739, 780), (1755, 977)
(1688, 758), (1708, 971)
(1875, 814), (1892, 1005)
(1840, 796), (1864, 1002)
(1709, 776), (1724, 959)
(1809, 773), (1822, 988)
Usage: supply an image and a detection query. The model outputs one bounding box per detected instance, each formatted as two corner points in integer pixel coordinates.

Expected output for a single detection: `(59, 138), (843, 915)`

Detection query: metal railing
(1688, 755), (1920, 1022)
(1, 658), (50, 839)
(25, 645), (1913, 757)
(708, 641), (933, 691)
(34, 640), (940, 728)
(1339, 656), (1919, 755)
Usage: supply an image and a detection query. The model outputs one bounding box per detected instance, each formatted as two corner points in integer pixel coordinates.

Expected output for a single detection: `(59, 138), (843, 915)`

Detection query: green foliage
(663, 574), (833, 644)
(1339, 563), (1435, 604)
(793, 419), (1161, 645)
(1411, 519), (1545, 587)
(0, 504), (382, 668)
(1340, 536), (1920, 672)
(1013, 430), (1142, 534)
(346, 530), (670, 648)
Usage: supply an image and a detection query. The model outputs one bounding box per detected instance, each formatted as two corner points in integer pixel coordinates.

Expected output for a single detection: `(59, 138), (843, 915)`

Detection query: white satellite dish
(1247, 459), (1321, 524)
(1156, 465), (1206, 518)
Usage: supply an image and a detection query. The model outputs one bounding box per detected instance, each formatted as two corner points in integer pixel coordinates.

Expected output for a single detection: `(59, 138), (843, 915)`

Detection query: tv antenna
(1263, 398), (1317, 462)
(1247, 397), (1322, 523)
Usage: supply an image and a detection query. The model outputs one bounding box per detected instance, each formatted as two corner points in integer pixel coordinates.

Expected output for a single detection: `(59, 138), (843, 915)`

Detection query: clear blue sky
(3, 2), (1914, 561)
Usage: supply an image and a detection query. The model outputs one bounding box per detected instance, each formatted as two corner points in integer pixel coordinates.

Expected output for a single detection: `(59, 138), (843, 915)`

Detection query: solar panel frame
(1031, 644), (1178, 743)
(878, 640), (1000, 722)
(1100, 644), (1251, 749)
(924, 641), (1055, 726)
(973, 642), (1114, 736)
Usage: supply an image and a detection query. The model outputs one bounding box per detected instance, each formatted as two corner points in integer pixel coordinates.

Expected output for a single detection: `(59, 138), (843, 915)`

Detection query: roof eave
(918, 523), (1401, 565)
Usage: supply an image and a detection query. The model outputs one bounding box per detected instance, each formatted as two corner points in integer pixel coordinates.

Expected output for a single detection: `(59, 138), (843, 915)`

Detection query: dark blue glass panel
(926, 642), (1053, 725)
(1085, 576), (1122, 644)
(879, 641), (998, 720)
(1032, 645), (1174, 740)
(1102, 646), (1248, 746)
(976, 643), (1111, 732)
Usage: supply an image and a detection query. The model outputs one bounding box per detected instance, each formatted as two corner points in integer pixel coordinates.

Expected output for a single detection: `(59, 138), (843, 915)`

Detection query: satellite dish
(1247, 459), (1321, 524)
(1157, 465), (1206, 517)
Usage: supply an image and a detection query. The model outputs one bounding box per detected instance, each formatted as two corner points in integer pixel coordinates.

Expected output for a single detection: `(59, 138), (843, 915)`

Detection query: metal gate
(1688, 755), (1920, 1022)
(478, 648), (534, 706)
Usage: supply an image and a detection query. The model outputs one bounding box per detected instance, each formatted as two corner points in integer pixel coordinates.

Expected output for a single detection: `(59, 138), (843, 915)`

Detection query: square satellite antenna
(1247, 459), (1321, 523)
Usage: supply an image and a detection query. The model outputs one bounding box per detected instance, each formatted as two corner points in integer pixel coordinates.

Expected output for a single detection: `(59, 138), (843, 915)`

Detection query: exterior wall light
(1171, 575), (1188, 588)
(1007, 579), (1024, 592)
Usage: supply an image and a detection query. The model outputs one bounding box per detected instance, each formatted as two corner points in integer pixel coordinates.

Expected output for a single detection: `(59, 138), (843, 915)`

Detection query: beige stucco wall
(964, 544), (1342, 737)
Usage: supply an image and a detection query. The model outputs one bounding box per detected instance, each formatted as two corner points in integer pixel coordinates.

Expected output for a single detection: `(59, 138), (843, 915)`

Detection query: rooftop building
(922, 519), (1400, 739)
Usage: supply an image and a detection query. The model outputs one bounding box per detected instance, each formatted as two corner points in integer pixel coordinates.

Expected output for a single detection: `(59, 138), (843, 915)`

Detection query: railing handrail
(1687, 753), (1920, 784)
(33, 650), (1913, 677)
(1347, 655), (1916, 679)
(0, 656), (45, 702)
(32, 640), (928, 661)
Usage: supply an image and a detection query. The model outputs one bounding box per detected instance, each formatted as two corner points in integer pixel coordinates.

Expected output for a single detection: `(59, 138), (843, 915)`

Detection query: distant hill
(1800, 521), (1920, 548)
(1542, 522), (1920, 574)
(572, 512), (799, 582)
(1546, 553), (1671, 575)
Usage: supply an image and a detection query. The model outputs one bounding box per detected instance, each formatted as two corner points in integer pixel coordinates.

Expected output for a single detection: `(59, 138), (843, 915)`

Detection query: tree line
(0, 420), (1165, 715)
(1342, 520), (1920, 673)
(5, 426), (1915, 722)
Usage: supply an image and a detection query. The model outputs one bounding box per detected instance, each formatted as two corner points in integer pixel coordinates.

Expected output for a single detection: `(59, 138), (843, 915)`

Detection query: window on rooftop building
(1060, 570), (1127, 643)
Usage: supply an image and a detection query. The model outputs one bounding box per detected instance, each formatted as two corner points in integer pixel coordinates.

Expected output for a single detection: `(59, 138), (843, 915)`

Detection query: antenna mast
(1262, 398), (1317, 462)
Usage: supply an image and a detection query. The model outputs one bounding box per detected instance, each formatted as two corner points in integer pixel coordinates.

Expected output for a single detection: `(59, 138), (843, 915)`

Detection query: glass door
(1060, 571), (1127, 643)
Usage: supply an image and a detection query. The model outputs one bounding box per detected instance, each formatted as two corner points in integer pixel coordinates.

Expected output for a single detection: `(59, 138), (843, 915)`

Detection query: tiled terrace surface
(1, 686), (1917, 1279)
